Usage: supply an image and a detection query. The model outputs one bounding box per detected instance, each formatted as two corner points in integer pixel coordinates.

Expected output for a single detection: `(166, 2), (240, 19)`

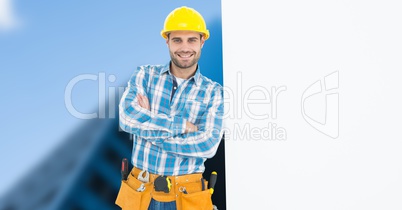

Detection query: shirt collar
(160, 62), (202, 86)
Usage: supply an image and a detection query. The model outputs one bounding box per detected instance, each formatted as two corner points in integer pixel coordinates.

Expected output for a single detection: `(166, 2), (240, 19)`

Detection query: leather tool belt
(115, 167), (213, 210)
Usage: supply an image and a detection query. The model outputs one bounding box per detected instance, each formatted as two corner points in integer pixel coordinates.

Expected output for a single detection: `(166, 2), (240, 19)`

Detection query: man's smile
(176, 52), (194, 59)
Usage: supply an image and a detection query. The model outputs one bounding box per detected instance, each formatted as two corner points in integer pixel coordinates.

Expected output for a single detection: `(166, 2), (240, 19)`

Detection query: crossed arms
(119, 66), (224, 158)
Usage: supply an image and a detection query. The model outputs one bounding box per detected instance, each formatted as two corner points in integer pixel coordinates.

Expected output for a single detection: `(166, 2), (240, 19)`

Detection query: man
(115, 6), (224, 210)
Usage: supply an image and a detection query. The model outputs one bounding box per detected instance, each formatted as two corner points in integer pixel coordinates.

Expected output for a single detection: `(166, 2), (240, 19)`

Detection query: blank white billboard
(222, 0), (402, 209)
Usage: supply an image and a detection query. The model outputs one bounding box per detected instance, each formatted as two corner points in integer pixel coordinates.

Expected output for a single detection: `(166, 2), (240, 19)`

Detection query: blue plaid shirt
(119, 63), (224, 176)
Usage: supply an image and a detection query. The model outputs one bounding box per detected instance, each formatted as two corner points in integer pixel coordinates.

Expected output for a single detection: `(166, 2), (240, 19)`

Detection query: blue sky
(0, 0), (222, 196)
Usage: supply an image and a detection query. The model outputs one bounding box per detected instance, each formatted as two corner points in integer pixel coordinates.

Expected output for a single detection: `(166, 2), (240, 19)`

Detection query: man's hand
(185, 121), (198, 133)
(137, 94), (150, 111)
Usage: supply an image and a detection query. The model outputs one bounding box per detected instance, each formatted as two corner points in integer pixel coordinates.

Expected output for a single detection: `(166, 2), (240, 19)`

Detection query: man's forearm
(155, 89), (224, 158)
(157, 125), (223, 158)
(119, 90), (187, 142)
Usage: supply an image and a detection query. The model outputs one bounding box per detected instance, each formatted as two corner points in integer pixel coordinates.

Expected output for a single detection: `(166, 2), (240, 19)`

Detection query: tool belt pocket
(115, 173), (152, 210)
(181, 189), (213, 210)
(179, 181), (213, 210)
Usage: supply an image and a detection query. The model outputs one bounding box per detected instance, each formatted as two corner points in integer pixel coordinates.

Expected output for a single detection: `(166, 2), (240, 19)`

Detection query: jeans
(148, 198), (177, 210)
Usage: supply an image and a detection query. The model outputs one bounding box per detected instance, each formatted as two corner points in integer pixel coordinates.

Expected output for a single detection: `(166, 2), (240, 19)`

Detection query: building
(0, 98), (226, 210)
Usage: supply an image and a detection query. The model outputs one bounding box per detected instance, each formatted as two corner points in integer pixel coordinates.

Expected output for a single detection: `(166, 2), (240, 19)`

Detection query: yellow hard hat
(161, 6), (210, 40)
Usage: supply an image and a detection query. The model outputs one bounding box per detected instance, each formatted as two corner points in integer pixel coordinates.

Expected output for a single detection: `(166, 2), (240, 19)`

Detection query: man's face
(167, 31), (205, 70)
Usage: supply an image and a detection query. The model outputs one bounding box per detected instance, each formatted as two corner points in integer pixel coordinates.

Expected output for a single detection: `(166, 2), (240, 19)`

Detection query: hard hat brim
(161, 30), (210, 40)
